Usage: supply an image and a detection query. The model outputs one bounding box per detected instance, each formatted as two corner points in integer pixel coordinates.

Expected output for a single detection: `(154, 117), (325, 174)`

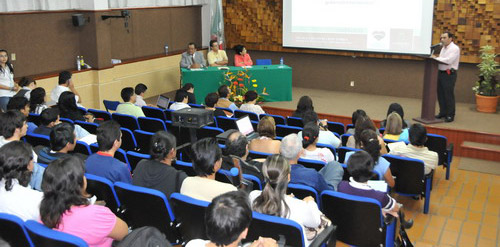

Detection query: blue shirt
(290, 164), (333, 193)
(85, 153), (132, 184)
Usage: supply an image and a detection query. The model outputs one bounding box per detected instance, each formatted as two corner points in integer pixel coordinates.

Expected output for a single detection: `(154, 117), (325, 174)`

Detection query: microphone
(430, 43), (442, 49)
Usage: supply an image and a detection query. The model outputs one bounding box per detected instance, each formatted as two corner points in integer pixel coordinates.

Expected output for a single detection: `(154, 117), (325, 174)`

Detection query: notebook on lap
(156, 95), (170, 109)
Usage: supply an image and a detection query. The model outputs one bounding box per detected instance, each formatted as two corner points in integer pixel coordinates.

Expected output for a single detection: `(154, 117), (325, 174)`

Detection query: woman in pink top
(234, 45), (253, 67)
(40, 156), (128, 247)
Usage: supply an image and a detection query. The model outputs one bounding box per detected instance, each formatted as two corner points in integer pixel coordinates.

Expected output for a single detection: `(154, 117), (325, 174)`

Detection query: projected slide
(283, 0), (434, 55)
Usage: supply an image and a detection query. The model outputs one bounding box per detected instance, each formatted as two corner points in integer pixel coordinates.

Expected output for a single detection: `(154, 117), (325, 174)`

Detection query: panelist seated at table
(233, 44), (253, 67)
(180, 42), (207, 69)
(207, 40), (228, 67)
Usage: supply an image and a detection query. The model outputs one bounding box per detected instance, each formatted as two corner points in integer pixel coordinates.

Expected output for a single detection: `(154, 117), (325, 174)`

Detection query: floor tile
(444, 218), (462, 232)
(457, 234), (476, 247)
(466, 211), (482, 222)
(451, 208), (467, 220)
(439, 230), (458, 246)
(461, 221), (480, 236)
(422, 226), (441, 243)
(477, 238), (496, 247)
(479, 225), (497, 240)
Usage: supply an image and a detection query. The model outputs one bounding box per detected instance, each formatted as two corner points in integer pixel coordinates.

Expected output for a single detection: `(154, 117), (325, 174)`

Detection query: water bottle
(76, 56), (81, 71)
(280, 57), (284, 67)
(164, 44), (169, 55)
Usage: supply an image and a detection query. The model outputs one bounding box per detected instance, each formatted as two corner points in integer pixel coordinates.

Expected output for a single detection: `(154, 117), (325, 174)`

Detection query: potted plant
(472, 45), (499, 113)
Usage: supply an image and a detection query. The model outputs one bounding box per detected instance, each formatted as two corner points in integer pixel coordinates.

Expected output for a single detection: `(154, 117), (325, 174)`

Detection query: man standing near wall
(180, 43), (207, 69)
(432, 32), (460, 123)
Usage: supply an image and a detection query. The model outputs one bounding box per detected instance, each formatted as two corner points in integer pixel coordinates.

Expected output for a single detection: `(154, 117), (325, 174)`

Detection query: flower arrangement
(221, 68), (268, 104)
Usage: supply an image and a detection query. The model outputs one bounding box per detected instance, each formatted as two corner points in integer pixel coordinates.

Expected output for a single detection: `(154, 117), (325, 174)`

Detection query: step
(457, 157), (500, 175)
(460, 141), (500, 162)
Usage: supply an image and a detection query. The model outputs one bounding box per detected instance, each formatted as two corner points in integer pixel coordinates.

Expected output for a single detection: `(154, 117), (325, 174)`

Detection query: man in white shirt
(134, 83), (148, 107)
(169, 89), (191, 111)
(49, 71), (82, 107)
(432, 32), (460, 122)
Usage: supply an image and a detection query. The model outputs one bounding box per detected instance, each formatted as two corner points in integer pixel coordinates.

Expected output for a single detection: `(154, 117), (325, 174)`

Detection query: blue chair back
(260, 114), (286, 125)
(142, 106), (166, 120)
(247, 211), (305, 247)
(24, 220), (88, 247)
(275, 124), (302, 138)
(112, 113), (139, 131)
(425, 133), (453, 179)
(170, 193), (210, 243)
(0, 213), (33, 247)
(87, 108), (111, 121)
(120, 128), (137, 151)
(74, 120), (98, 135)
(28, 113), (41, 126)
(72, 141), (92, 156)
(59, 117), (74, 124)
(25, 132), (51, 147)
(248, 150), (272, 159)
(337, 146), (359, 164)
(243, 174), (263, 190)
(234, 109), (259, 122)
(196, 126), (224, 139)
(103, 100), (120, 112)
(340, 133), (352, 147)
(255, 59), (272, 65)
(85, 173), (121, 214)
(215, 116), (238, 131)
(133, 130), (154, 154)
(287, 183), (320, 208)
(126, 151), (150, 172)
(138, 117), (167, 133)
(286, 116), (303, 127)
(327, 121), (345, 135)
(297, 158), (327, 171)
(172, 160), (196, 176)
(316, 143), (337, 160)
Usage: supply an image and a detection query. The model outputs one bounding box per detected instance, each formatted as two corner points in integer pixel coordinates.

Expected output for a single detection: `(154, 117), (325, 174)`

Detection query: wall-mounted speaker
(72, 14), (86, 27)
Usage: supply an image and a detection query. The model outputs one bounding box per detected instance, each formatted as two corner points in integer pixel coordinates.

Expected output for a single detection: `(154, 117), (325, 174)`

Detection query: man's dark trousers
(437, 70), (457, 118)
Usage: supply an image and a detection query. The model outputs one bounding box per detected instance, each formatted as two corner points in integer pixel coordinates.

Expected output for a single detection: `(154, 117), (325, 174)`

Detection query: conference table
(181, 65), (292, 104)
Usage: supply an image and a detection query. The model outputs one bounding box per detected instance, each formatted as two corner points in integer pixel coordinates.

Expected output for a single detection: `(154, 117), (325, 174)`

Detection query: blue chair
(72, 141), (92, 156)
(215, 107), (233, 115)
(172, 160), (196, 176)
(87, 108), (111, 121)
(28, 113), (41, 126)
(85, 174), (121, 214)
(138, 117), (167, 133)
(114, 182), (181, 243)
(234, 109), (259, 122)
(297, 158), (327, 171)
(255, 59), (272, 65)
(170, 193), (210, 243)
(0, 213), (33, 247)
(340, 133), (352, 147)
(316, 143), (337, 161)
(337, 146), (359, 164)
(120, 128), (137, 151)
(321, 191), (396, 247)
(196, 126), (224, 139)
(215, 116), (238, 131)
(24, 220), (88, 247)
(243, 174), (263, 190)
(133, 130), (154, 154)
(59, 117), (74, 124)
(327, 121), (345, 136)
(188, 103), (204, 109)
(286, 116), (303, 127)
(103, 100), (120, 112)
(259, 113), (286, 125)
(248, 150), (272, 159)
(345, 124), (354, 132)
(287, 183), (320, 208)
(112, 113), (139, 131)
(164, 109), (174, 121)
(74, 120), (98, 135)
(126, 151), (150, 172)
(77, 107), (87, 115)
(25, 132), (50, 147)
(379, 127), (386, 135)
(275, 124), (302, 138)
(142, 106), (166, 120)
(425, 133), (453, 180)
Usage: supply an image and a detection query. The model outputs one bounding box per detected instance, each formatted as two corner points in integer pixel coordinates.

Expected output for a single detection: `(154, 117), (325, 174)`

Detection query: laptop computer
(235, 115), (258, 141)
(156, 95), (170, 109)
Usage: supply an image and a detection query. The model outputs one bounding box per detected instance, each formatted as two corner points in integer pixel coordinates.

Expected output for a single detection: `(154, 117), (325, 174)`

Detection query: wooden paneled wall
(223, 0), (499, 63)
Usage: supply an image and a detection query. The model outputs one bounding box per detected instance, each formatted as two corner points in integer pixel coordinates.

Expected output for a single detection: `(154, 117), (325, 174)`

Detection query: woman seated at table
(249, 116), (281, 154)
(240, 90), (265, 115)
(234, 45), (253, 67)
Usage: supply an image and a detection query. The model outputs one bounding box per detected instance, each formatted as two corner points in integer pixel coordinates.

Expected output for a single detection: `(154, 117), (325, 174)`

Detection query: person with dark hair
(40, 156), (128, 246)
(7, 96), (37, 133)
(0, 141), (43, 221)
(180, 42), (206, 69)
(116, 87), (145, 118)
(215, 85), (238, 114)
(85, 121), (131, 184)
(37, 122), (83, 164)
(49, 70), (82, 106)
(240, 90), (264, 115)
(58, 91), (87, 122)
(389, 123), (438, 175)
(249, 116), (281, 154)
(0, 49), (17, 112)
(181, 138), (237, 201)
(380, 103), (410, 129)
(33, 108), (61, 136)
(133, 131), (188, 198)
(207, 40), (229, 67)
(346, 109), (367, 135)
(233, 45), (253, 67)
(13, 77), (36, 100)
(298, 111), (341, 148)
(29, 87), (48, 114)
(382, 112), (409, 143)
(300, 123), (335, 163)
(181, 83), (196, 104)
(134, 83), (149, 107)
(186, 191), (277, 247)
(432, 31), (460, 123)
(346, 116), (387, 155)
(250, 154), (322, 245)
(223, 130), (264, 184)
(292, 96), (314, 119)
(169, 89), (191, 111)
(205, 92), (226, 117)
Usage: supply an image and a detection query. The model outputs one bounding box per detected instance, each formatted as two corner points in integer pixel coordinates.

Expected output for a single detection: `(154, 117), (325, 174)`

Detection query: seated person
(215, 85), (238, 114)
(205, 92), (227, 117)
(346, 109), (367, 135)
(381, 103), (410, 129)
(29, 87), (48, 114)
(116, 87), (145, 118)
(300, 123), (335, 163)
(85, 121), (132, 184)
(0, 141), (43, 221)
(186, 191), (277, 247)
(6, 96), (37, 133)
(180, 138), (237, 201)
(239, 90), (265, 115)
(33, 108), (61, 136)
(58, 91), (93, 122)
(249, 116), (281, 154)
(382, 112), (409, 143)
(49, 71), (82, 106)
(389, 123), (438, 175)
(298, 111), (341, 148)
(134, 83), (151, 107)
(345, 129), (395, 187)
(223, 130), (264, 184)
(249, 154), (322, 245)
(281, 134), (343, 192)
(169, 89), (191, 111)
(207, 40), (229, 67)
(182, 83), (196, 104)
(133, 131), (188, 198)
(37, 122), (86, 164)
(180, 42), (206, 69)
(40, 156), (128, 246)
(234, 45), (253, 67)
(13, 77), (36, 100)
(346, 115), (387, 155)
(291, 95), (315, 119)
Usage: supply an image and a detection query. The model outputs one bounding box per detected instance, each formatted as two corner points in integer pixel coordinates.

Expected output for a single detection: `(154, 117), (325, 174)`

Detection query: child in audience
(29, 87), (48, 114)
(249, 116), (281, 154)
(240, 90), (265, 115)
(382, 112), (409, 143)
(300, 122), (335, 163)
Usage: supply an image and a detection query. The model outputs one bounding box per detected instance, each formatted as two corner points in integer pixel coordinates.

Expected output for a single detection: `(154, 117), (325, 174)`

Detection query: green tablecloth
(181, 65), (292, 104)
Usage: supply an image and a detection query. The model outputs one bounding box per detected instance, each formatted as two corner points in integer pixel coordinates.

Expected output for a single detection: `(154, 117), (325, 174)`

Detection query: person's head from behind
(385, 112), (403, 135)
(134, 83), (148, 97)
(121, 87), (136, 103)
(354, 115), (376, 147)
(175, 89), (189, 103)
(50, 122), (76, 152)
(205, 191), (252, 246)
(7, 96), (30, 116)
(279, 134), (302, 163)
(18, 77), (36, 89)
(351, 109), (366, 126)
(347, 150), (374, 183)
(97, 120), (122, 152)
(257, 116), (276, 139)
(182, 83), (194, 93)
(187, 42), (197, 55)
(233, 45), (247, 56)
(205, 92), (219, 108)
(359, 129), (381, 164)
(191, 138), (222, 177)
(58, 91), (78, 112)
(409, 123), (427, 147)
(40, 108), (60, 127)
(29, 87), (46, 110)
(209, 40), (219, 52)
(218, 85), (230, 98)
(40, 156), (88, 228)
(386, 103), (404, 119)
(226, 130), (248, 158)
(0, 141), (34, 191)
(296, 95), (314, 114)
(301, 110), (319, 126)
(243, 90), (258, 104)
(0, 110), (27, 140)
(302, 122), (319, 148)
(252, 154), (290, 217)
(150, 131), (177, 162)
(58, 71), (72, 86)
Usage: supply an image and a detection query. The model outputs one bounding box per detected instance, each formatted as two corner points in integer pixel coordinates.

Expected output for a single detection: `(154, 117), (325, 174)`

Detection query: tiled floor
(336, 157), (500, 247)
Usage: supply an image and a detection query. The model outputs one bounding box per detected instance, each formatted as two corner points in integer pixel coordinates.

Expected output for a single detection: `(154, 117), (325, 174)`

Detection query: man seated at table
(180, 42), (207, 69)
(116, 87), (145, 118)
(169, 89), (191, 111)
(207, 40), (228, 67)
